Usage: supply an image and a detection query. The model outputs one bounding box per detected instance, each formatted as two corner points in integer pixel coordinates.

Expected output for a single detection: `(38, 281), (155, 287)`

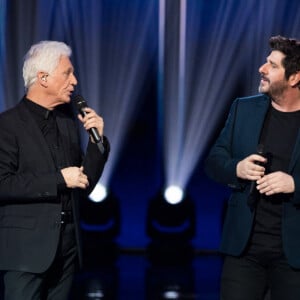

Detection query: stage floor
(0, 249), (222, 300)
(70, 249), (222, 300)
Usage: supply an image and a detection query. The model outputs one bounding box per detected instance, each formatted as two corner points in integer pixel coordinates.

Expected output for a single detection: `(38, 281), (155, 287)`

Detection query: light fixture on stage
(80, 186), (121, 267)
(146, 186), (196, 263)
(146, 184), (196, 298)
(81, 186), (120, 237)
(146, 187), (195, 242)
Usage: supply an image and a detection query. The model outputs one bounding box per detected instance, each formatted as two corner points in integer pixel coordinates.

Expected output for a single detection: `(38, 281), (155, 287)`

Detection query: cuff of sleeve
(57, 171), (67, 191)
(88, 135), (110, 158)
(102, 136), (110, 153)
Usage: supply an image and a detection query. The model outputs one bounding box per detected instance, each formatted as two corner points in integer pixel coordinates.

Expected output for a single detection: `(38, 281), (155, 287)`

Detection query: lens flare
(164, 185), (184, 205)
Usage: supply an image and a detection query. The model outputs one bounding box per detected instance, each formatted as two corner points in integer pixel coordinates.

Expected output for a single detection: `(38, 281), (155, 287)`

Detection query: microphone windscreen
(73, 95), (87, 111)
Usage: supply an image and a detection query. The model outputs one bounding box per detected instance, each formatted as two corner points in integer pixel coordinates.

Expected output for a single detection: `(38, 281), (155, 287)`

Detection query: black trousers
(221, 254), (300, 300)
(3, 223), (77, 300)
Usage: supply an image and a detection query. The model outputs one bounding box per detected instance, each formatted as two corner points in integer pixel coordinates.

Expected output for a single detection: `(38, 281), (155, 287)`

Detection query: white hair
(22, 41), (72, 89)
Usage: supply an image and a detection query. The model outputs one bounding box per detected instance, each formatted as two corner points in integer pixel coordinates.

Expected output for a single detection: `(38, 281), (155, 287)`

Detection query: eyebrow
(267, 57), (279, 67)
(65, 67), (74, 74)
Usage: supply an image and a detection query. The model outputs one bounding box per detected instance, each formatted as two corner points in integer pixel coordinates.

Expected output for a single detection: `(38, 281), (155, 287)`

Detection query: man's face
(258, 50), (289, 98)
(46, 55), (77, 105)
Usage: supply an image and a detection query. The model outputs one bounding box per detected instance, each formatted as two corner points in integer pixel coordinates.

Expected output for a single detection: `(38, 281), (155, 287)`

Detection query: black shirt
(24, 98), (71, 210)
(248, 105), (300, 258)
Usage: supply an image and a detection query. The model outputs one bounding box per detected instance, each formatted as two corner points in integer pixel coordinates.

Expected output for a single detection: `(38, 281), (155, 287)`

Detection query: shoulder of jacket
(235, 94), (269, 103)
(0, 99), (29, 126)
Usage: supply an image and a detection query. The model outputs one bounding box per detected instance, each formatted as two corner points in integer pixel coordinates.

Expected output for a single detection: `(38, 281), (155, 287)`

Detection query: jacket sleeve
(82, 136), (110, 195)
(204, 99), (247, 190)
(289, 155), (300, 205)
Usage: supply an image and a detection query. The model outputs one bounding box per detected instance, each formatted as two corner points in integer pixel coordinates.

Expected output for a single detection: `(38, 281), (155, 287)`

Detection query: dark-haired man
(205, 36), (300, 300)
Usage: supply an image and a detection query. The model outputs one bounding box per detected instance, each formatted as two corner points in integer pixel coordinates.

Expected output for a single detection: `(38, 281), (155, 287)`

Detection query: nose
(71, 73), (78, 86)
(259, 63), (267, 74)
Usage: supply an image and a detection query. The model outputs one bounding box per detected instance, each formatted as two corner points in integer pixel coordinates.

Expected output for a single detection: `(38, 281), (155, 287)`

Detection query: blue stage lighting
(74, 0), (157, 191)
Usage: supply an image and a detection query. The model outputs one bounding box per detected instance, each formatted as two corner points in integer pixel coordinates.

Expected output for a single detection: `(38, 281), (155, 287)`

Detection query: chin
(258, 85), (268, 94)
(63, 96), (71, 103)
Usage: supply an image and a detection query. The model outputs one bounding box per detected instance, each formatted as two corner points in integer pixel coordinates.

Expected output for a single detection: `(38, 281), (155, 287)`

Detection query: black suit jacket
(205, 94), (300, 268)
(0, 99), (108, 273)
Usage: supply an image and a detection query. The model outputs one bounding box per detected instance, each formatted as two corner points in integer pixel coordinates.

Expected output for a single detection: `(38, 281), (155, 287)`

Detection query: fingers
(77, 108), (104, 136)
(251, 154), (267, 165)
(256, 172), (295, 195)
(76, 166), (89, 189)
(78, 172), (89, 189)
(256, 179), (278, 195)
(61, 166), (89, 189)
(248, 164), (265, 178)
(237, 154), (265, 180)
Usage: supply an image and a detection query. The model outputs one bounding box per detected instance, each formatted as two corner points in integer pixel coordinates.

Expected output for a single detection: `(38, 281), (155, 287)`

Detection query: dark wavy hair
(269, 36), (300, 85)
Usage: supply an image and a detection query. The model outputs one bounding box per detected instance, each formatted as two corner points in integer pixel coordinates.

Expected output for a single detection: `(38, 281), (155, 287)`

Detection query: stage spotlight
(146, 189), (195, 242)
(80, 190), (121, 267)
(164, 185), (184, 204)
(81, 189), (120, 236)
(146, 189), (196, 263)
(146, 186), (196, 300)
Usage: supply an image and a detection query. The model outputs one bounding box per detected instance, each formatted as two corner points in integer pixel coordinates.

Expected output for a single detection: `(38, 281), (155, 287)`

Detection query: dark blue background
(1, 0), (299, 252)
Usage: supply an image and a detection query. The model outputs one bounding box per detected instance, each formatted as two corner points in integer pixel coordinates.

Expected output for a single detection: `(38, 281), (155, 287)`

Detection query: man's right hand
(236, 154), (266, 181)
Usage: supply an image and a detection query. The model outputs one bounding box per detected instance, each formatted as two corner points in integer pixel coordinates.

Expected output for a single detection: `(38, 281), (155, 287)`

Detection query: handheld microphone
(247, 144), (265, 210)
(73, 95), (105, 154)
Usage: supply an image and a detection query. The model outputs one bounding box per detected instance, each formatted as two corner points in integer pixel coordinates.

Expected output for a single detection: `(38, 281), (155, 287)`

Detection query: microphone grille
(73, 95), (87, 110)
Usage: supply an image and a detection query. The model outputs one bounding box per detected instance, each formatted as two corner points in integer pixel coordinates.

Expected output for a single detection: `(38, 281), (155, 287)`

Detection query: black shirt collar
(24, 97), (54, 120)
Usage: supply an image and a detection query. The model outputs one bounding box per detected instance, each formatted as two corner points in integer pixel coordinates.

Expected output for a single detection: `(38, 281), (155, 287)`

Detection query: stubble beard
(258, 79), (288, 101)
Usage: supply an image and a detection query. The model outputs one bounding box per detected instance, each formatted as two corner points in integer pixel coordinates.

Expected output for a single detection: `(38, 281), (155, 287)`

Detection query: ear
(289, 71), (300, 88)
(38, 72), (48, 86)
